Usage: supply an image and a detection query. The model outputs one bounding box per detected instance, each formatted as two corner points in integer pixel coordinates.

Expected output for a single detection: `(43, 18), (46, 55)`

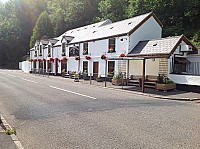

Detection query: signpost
(74, 73), (79, 82)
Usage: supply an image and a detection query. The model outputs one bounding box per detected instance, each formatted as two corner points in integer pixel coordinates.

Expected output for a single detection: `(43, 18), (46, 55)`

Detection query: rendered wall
(129, 59), (160, 76)
(169, 74), (200, 86)
(21, 61), (31, 73)
(129, 16), (162, 52)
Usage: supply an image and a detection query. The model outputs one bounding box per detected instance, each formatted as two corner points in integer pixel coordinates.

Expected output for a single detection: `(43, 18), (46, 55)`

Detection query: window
(39, 45), (42, 54)
(62, 43), (66, 56)
(69, 46), (79, 57)
(173, 57), (189, 73)
(48, 45), (50, 54)
(83, 61), (88, 72)
(108, 38), (116, 53)
(34, 49), (37, 57)
(108, 61), (115, 73)
(83, 43), (88, 55)
(62, 43), (66, 53)
(47, 45), (51, 57)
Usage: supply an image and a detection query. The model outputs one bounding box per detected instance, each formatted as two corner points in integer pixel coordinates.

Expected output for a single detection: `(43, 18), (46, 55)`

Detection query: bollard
(90, 73), (92, 85)
(122, 73), (123, 90)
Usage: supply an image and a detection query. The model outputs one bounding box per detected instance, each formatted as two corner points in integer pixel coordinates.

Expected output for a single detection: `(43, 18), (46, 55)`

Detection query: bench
(145, 75), (159, 88)
(146, 75), (158, 82)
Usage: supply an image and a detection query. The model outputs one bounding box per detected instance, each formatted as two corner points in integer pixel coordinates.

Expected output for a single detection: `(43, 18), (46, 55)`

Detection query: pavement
(0, 118), (17, 149)
(0, 133), (17, 149)
(0, 69), (200, 149)
(56, 75), (200, 101)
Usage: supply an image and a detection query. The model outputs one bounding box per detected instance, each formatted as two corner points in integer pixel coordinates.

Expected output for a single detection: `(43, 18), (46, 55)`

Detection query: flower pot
(112, 79), (127, 85)
(156, 83), (176, 91)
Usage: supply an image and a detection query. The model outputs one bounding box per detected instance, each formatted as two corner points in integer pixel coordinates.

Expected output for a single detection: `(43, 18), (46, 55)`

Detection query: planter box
(156, 83), (176, 91)
(83, 76), (89, 80)
(112, 79), (127, 85)
(96, 78), (103, 82)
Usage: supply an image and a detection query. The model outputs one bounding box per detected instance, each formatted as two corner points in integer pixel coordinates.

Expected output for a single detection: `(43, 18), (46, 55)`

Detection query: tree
(95, 0), (128, 22)
(30, 11), (53, 48)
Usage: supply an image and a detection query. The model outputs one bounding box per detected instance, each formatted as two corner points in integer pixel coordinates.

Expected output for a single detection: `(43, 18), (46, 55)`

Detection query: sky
(1, 0), (8, 4)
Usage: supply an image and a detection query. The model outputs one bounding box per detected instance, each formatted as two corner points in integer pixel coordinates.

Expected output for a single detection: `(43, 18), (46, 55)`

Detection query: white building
(29, 12), (199, 90)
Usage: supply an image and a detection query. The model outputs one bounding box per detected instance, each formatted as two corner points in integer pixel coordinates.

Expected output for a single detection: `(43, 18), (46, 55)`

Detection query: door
(48, 61), (51, 72)
(55, 60), (58, 75)
(39, 61), (43, 69)
(43, 60), (46, 70)
(34, 61), (36, 69)
(61, 60), (67, 72)
(93, 62), (99, 79)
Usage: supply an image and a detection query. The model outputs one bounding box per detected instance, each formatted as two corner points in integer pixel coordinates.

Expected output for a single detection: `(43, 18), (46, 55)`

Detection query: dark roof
(40, 39), (49, 45)
(128, 35), (198, 57)
(128, 36), (181, 56)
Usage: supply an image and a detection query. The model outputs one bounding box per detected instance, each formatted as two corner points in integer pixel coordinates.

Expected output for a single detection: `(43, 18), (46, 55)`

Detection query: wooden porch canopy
(105, 55), (170, 93)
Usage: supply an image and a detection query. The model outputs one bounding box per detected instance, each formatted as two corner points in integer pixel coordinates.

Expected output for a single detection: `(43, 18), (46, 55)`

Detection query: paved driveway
(0, 69), (199, 149)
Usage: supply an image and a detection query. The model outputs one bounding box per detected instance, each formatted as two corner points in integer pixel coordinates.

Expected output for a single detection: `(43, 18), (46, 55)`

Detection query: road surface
(0, 69), (199, 149)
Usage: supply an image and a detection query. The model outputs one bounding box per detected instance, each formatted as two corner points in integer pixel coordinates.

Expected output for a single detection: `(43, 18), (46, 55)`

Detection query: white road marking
(21, 78), (38, 84)
(7, 74), (16, 78)
(49, 86), (97, 100)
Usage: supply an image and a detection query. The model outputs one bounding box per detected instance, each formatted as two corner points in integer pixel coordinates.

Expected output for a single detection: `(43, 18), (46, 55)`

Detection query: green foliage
(5, 127), (16, 135)
(0, 0), (199, 69)
(157, 74), (173, 84)
(96, 0), (128, 22)
(30, 11), (53, 48)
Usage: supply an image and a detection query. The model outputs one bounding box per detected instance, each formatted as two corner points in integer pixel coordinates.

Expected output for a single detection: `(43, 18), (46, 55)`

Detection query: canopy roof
(128, 35), (197, 58)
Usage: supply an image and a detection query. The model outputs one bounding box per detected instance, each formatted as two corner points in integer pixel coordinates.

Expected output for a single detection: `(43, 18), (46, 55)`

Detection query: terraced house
(28, 12), (199, 91)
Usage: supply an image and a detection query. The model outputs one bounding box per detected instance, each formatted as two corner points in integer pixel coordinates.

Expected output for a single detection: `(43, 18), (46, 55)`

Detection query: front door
(55, 60), (58, 75)
(93, 62), (99, 79)
(61, 60), (67, 72)
(34, 61), (36, 69)
(39, 61), (43, 69)
(43, 60), (46, 70)
(48, 60), (51, 72)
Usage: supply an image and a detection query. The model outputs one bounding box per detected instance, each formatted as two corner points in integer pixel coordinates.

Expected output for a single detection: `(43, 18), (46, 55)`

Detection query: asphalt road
(0, 69), (199, 149)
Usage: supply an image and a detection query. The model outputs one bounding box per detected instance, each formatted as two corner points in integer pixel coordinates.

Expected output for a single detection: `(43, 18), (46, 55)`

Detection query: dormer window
(83, 43), (88, 55)
(39, 45), (42, 56)
(62, 43), (66, 56)
(34, 50), (37, 57)
(108, 38), (116, 53)
(48, 45), (51, 57)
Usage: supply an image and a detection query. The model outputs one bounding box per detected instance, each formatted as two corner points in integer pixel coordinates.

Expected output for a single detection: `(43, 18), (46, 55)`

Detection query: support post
(142, 58), (146, 93)
(90, 73), (92, 85)
(127, 60), (129, 86)
(105, 60), (107, 87)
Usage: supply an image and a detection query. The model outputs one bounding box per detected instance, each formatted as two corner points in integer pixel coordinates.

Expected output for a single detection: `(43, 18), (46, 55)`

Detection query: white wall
(129, 59), (160, 76)
(169, 74), (200, 86)
(129, 16), (162, 52)
(19, 62), (22, 69)
(21, 61), (31, 73)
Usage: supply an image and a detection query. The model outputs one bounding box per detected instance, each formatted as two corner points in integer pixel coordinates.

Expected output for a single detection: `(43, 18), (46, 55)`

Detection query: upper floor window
(34, 49), (37, 57)
(48, 45), (51, 57)
(39, 45), (42, 54)
(62, 43), (66, 56)
(69, 46), (79, 57)
(108, 38), (116, 53)
(83, 43), (88, 55)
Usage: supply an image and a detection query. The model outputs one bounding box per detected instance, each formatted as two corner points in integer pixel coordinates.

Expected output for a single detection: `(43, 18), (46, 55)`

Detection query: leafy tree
(95, 0), (129, 22)
(30, 11), (53, 48)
